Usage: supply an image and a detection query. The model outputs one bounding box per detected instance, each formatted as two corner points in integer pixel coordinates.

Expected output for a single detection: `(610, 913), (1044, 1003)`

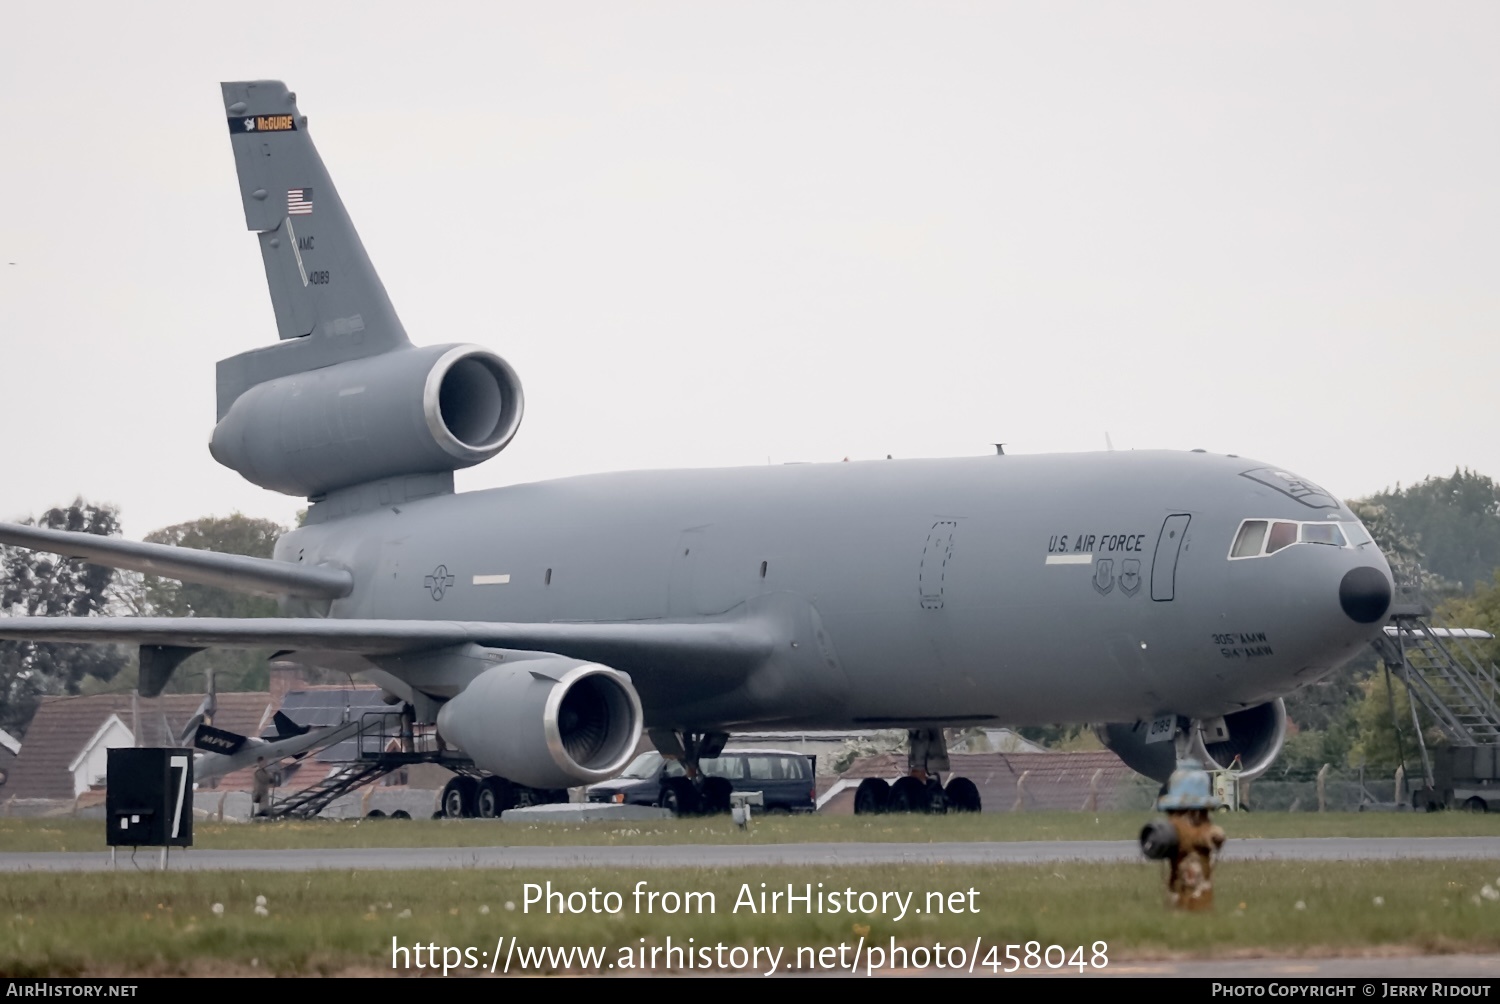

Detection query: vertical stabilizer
(217, 81), (411, 417)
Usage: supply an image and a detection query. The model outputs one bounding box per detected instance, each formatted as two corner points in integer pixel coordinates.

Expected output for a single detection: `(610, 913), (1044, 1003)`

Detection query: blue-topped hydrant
(1139, 759), (1226, 911)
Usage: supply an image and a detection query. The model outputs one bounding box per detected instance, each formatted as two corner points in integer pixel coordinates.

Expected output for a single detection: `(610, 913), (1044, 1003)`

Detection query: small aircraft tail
(217, 81), (410, 416)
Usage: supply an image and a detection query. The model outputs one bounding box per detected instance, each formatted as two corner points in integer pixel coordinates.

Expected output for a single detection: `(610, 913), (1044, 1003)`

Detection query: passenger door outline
(919, 521), (957, 610)
(1150, 514), (1191, 602)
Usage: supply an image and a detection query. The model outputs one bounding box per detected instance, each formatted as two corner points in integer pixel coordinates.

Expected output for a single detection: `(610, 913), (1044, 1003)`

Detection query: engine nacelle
(1092, 698), (1288, 783)
(210, 343), (523, 497)
(435, 657), (644, 790)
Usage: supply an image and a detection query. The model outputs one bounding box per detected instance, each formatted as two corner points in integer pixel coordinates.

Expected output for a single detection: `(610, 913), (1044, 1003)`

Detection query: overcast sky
(2, 4), (1497, 538)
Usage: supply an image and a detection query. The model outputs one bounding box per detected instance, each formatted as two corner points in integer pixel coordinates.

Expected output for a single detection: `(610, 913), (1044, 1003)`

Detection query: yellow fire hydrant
(1139, 759), (1226, 911)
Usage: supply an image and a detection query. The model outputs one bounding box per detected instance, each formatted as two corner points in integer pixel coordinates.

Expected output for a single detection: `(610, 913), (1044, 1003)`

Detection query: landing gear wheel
(391, 810), (412, 820)
(476, 777), (515, 818)
(441, 776), (478, 818)
(945, 777), (981, 813)
(854, 778), (890, 815)
(661, 777), (700, 817)
(1464, 796), (1489, 813)
(701, 777), (733, 815)
(365, 809), (386, 818)
(888, 776), (930, 814)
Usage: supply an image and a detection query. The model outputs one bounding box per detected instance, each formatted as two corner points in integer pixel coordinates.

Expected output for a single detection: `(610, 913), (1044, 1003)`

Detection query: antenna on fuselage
(993, 444), (1006, 456)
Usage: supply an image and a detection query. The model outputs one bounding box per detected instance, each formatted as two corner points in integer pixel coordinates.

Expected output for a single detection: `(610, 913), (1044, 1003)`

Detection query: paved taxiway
(2, 837), (1497, 872)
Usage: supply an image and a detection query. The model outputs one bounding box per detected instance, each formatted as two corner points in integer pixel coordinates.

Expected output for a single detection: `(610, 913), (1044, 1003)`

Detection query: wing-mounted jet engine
(1093, 698), (1289, 786)
(434, 654), (644, 791)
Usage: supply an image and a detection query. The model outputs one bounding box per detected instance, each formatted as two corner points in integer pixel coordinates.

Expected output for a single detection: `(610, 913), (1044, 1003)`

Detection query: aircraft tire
(441, 776), (479, 819)
(366, 809), (386, 819)
(890, 776), (926, 813)
(661, 777), (700, 817)
(1464, 796), (1488, 814)
(945, 777), (981, 813)
(701, 776), (733, 815)
(888, 776), (929, 814)
(391, 810), (412, 820)
(476, 777), (515, 818)
(853, 778), (890, 815)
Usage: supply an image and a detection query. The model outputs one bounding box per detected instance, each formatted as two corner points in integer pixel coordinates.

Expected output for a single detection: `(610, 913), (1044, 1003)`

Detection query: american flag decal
(287, 189), (313, 216)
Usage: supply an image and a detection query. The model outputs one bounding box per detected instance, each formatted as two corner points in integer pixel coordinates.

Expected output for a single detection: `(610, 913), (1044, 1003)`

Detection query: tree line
(0, 502), (293, 736)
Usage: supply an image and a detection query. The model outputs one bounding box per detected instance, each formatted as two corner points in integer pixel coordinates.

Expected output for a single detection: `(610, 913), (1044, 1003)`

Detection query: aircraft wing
(0, 520), (351, 600)
(0, 616), (772, 677)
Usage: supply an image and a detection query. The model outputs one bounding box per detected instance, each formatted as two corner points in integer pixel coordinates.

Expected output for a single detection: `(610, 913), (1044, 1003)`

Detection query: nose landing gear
(852, 728), (983, 815)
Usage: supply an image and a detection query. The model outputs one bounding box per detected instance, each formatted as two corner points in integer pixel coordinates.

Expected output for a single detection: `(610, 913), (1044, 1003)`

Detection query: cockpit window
(1229, 517), (1370, 559)
(1231, 520), (1268, 558)
(1300, 522), (1346, 547)
(1266, 521), (1298, 554)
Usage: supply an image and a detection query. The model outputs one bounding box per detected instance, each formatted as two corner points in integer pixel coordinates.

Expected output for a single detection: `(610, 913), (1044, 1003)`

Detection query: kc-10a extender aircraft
(0, 81), (1395, 817)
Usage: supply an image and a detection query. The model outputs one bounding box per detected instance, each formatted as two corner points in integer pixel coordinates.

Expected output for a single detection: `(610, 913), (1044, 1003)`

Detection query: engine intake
(436, 657), (644, 790)
(1092, 698), (1288, 783)
(210, 343), (524, 497)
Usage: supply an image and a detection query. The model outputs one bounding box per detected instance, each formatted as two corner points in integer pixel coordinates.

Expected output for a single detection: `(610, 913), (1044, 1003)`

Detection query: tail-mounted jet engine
(210, 343), (524, 498)
(435, 657), (644, 791)
(1092, 698), (1288, 783)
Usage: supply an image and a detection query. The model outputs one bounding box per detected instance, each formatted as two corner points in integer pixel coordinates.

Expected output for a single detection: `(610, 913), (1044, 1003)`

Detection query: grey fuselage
(277, 449), (1392, 733)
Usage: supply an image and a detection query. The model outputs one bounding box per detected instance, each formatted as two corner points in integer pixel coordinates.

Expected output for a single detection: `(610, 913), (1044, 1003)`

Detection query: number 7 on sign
(169, 755), (189, 839)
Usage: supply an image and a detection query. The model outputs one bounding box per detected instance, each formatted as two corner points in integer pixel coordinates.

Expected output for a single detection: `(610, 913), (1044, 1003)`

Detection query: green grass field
(3, 861), (1499, 976)
(1, 810), (1496, 853)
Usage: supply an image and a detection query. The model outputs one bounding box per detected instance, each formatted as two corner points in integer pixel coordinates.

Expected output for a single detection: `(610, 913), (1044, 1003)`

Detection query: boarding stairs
(1372, 604), (1500, 746)
(259, 710), (472, 820)
(261, 760), (399, 820)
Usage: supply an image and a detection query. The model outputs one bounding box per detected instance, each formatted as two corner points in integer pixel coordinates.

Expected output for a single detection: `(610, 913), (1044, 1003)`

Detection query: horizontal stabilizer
(0, 521), (352, 600)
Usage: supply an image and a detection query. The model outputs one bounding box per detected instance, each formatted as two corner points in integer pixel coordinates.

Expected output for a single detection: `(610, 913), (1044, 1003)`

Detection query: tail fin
(217, 81), (410, 416)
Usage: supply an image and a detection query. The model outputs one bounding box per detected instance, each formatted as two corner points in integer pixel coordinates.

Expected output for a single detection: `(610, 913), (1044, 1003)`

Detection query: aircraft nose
(1339, 566), (1392, 624)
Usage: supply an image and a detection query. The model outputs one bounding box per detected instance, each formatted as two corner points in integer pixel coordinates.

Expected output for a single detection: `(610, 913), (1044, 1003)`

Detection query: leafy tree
(1347, 672), (1444, 776)
(1434, 570), (1500, 670)
(1367, 469), (1500, 593)
(141, 515), (283, 619)
(0, 499), (130, 735)
(107, 514), (289, 694)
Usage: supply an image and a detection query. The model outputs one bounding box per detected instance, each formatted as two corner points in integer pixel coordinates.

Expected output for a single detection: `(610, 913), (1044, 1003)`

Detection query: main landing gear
(852, 728), (982, 815)
(653, 729), (732, 817)
(438, 773), (569, 819)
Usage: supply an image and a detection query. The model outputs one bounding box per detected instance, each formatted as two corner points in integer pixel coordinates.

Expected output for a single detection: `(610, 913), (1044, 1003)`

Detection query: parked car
(587, 748), (816, 815)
